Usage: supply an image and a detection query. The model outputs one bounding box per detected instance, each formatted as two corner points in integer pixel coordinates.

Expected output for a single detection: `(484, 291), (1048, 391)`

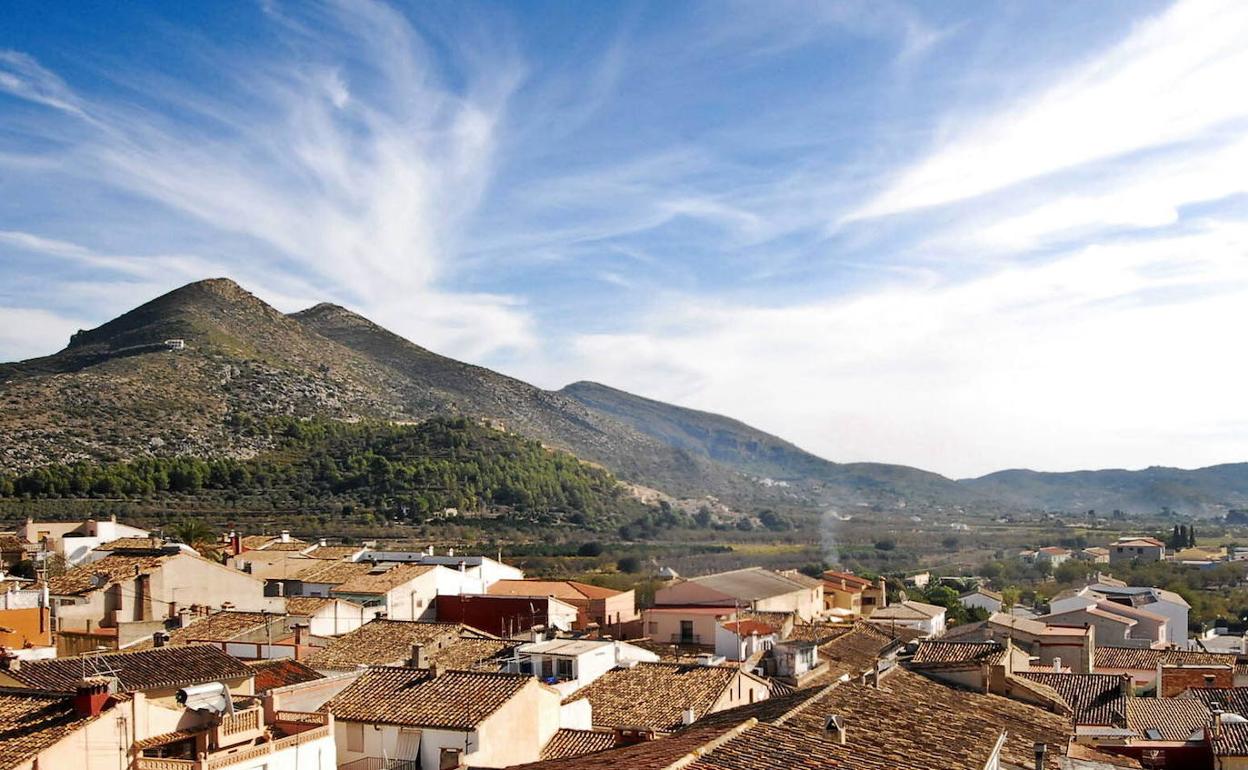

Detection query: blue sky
(2, 0), (1246, 477)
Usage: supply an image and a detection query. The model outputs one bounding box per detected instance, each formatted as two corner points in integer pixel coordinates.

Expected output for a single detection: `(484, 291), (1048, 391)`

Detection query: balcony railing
(219, 708), (260, 737)
(339, 758), (420, 770)
(135, 724), (331, 770)
(669, 633), (702, 645)
(275, 710), (329, 726)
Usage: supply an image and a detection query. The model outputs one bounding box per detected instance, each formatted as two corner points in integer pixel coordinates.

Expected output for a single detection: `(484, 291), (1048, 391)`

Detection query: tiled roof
(784, 621), (851, 644)
(487, 579), (623, 601)
(330, 563), (434, 595)
(510, 722), (763, 770)
(303, 545), (363, 560)
(1095, 646), (1238, 670)
(1125, 698), (1208, 741)
(0, 535), (25, 551)
(426, 638), (519, 672)
(685, 568), (817, 601)
(567, 662), (741, 732)
(246, 659), (324, 693)
(1017, 672), (1126, 727)
(539, 729), (617, 760)
(721, 620), (776, 636)
(909, 641), (1005, 667)
(866, 600), (945, 621)
(814, 622), (898, 681)
(1214, 722), (1248, 757)
(0, 688), (108, 770)
(294, 560), (373, 584)
(46, 554), (169, 596)
(776, 570), (823, 589)
(1184, 687), (1248, 715)
(242, 534), (305, 549)
(692, 685), (830, 729)
(821, 570), (874, 591)
(284, 596), (334, 615)
(258, 542), (309, 552)
(327, 666), (533, 728)
(161, 611), (279, 646)
(782, 667), (1072, 770)
(303, 619), (463, 670)
(6, 644), (251, 693)
(93, 537), (165, 551)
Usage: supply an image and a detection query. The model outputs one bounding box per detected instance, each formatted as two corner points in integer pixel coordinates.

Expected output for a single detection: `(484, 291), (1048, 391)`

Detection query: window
(556, 658), (574, 680)
(347, 723), (364, 753)
(680, 620), (695, 643)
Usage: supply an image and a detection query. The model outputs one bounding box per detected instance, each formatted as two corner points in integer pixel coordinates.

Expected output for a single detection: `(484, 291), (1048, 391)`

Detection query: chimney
(1120, 673), (1133, 699)
(319, 538), (327, 547)
(1032, 742), (1046, 770)
(73, 679), (111, 718)
(429, 663), (444, 679)
(409, 643), (428, 669)
(427, 545), (435, 556)
(1052, 657), (1061, 672)
(280, 530), (291, 543)
(1211, 702), (1224, 741)
(824, 715), (847, 744)
(681, 707), (696, 726)
(152, 631), (169, 648)
(448, 547), (455, 557)
(230, 532), (242, 556)
(0, 653), (20, 672)
(293, 622), (309, 647)
(612, 728), (656, 747)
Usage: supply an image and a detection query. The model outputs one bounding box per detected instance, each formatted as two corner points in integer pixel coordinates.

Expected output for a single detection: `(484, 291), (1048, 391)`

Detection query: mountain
(961, 464), (1248, 515)
(0, 278), (947, 511)
(3, 277), (1244, 517)
(558, 381), (980, 506)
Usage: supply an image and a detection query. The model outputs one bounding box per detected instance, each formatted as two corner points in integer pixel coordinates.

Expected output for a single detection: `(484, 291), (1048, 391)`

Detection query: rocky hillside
(4, 277), (1242, 516)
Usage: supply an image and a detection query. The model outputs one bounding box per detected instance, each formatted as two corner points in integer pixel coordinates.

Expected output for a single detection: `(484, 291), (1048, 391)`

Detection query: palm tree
(171, 520), (223, 561)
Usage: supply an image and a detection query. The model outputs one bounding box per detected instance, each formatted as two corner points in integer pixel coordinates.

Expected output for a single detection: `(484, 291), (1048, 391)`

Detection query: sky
(2, 0), (1247, 479)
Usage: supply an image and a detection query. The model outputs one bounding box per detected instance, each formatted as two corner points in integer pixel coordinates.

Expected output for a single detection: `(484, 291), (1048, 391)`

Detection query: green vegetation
(0, 417), (649, 528)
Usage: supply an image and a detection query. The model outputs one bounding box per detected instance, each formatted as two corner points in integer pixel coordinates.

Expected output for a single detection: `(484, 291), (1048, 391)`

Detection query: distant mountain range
(1, 277), (1245, 516)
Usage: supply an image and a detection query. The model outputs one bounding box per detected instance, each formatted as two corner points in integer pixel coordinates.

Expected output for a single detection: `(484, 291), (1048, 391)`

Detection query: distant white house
(1109, 537), (1166, 564)
(867, 600), (947, 637)
(509, 638), (658, 696)
(1034, 547), (1072, 567)
(959, 588), (1003, 614)
(715, 618), (780, 662)
(17, 515), (149, 566)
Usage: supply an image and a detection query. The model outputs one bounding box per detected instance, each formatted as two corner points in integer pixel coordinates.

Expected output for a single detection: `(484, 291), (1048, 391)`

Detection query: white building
(510, 638), (659, 696)
(959, 588), (1004, 614)
(17, 516), (149, 565)
(1050, 581), (1189, 647)
(359, 549), (523, 594)
(866, 600), (947, 636)
(715, 618), (780, 662)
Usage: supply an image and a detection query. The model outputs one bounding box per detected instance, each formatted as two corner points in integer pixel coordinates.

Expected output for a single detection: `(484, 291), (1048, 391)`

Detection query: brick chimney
(73, 679), (111, 718)
(0, 653), (20, 672)
(292, 622), (309, 647)
(409, 643), (428, 669)
(152, 631), (169, 648)
(612, 727), (655, 747)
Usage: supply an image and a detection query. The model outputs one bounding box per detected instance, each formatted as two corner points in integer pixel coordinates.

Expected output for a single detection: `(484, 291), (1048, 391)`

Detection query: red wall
(436, 595), (555, 636)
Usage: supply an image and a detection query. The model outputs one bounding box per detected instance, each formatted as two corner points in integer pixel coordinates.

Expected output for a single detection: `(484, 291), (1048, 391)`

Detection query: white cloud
(0, 307), (87, 360)
(550, 226), (1248, 478)
(849, 0), (1248, 221)
(0, 0), (535, 361)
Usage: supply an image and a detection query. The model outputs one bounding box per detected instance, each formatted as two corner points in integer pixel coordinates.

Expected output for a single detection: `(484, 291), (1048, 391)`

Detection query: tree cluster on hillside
(0, 417), (648, 527)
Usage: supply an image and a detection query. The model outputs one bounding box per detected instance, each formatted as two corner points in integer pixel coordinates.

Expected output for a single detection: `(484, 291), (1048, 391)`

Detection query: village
(0, 518), (1242, 769)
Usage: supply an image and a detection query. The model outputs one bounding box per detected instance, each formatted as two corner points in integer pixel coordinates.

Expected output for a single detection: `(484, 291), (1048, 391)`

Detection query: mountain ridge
(2, 277), (1246, 516)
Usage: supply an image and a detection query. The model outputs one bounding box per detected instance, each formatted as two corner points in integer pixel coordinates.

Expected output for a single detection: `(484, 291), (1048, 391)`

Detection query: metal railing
(670, 633), (702, 645)
(339, 758), (420, 770)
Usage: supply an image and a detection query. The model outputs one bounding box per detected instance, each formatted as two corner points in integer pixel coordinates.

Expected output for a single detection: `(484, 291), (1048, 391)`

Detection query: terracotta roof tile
(1184, 687), (1248, 715)
(0, 688), (109, 770)
(246, 659), (324, 693)
(1125, 697), (1209, 741)
(303, 619), (464, 670)
(1214, 722), (1248, 756)
(909, 641), (1005, 667)
(46, 554), (169, 596)
(1016, 672), (1127, 727)
(329, 563), (434, 595)
(327, 666), (533, 729)
(782, 667), (1072, 770)
(1095, 646), (1238, 670)
(93, 537), (166, 552)
(487, 580), (624, 601)
(539, 728), (617, 760)
(507, 722), (759, 770)
(293, 560), (373, 584)
(128, 611), (283, 650)
(567, 662), (742, 732)
(6, 644), (251, 693)
(426, 638), (519, 672)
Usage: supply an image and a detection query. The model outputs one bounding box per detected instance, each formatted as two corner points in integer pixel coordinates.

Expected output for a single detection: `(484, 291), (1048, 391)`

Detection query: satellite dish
(176, 682), (234, 715)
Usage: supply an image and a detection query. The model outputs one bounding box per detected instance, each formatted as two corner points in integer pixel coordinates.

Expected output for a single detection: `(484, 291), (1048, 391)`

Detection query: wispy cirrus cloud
(0, 0), (534, 358)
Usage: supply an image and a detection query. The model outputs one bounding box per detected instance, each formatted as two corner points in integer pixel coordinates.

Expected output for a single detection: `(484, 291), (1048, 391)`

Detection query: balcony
(212, 706), (263, 747)
(669, 633), (702, 645)
(339, 759), (419, 770)
(134, 723), (331, 770)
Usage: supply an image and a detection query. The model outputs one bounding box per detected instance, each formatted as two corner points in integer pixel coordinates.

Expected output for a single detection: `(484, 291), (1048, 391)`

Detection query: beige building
(487, 579), (638, 629)
(330, 562), (440, 621)
(46, 550), (282, 648)
(654, 567), (823, 622)
(566, 660), (771, 734)
(821, 570), (888, 619)
(285, 595), (368, 636)
(329, 666), (561, 768)
(1109, 537), (1166, 564)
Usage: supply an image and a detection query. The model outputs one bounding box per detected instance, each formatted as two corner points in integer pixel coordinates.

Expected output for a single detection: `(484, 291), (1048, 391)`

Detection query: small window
(347, 722), (364, 752)
(556, 658), (574, 680)
(1145, 729), (1163, 741)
